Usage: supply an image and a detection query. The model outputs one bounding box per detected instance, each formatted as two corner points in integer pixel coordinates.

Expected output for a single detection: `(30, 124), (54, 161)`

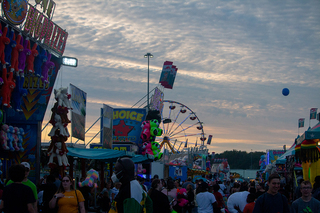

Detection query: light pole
(144, 53), (153, 111)
(251, 149), (253, 169)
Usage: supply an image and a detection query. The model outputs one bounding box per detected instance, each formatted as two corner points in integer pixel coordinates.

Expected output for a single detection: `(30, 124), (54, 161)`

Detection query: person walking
(162, 178), (179, 212)
(109, 157), (153, 213)
(291, 180), (320, 213)
(196, 181), (220, 213)
(99, 191), (111, 213)
(42, 174), (58, 213)
(212, 184), (226, 210)
(0, 164), (36, 213)
(183, 184), (195, 213)
(110, 182), (122, 203)
(49, 175), (86, 213)
(255, 182), (265, 199)
(6, 162), (38, 212)
(148, 179), (171, 213)
(252, 173), (290, 213)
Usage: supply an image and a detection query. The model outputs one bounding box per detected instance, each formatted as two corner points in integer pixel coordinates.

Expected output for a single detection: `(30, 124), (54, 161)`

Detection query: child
(99, 191), (110, 213)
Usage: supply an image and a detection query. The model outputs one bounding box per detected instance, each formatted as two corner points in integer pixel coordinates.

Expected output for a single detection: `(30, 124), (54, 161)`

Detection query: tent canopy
(131, 154), (154, 164)
(67, 148), (154, 164)
(67, 147), (134, 162)
(297, 122), (320, 145)
(276, 144), (296, 164)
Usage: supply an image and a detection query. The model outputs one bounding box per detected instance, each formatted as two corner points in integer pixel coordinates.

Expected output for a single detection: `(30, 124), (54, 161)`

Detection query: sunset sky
(41, 0), (320, 154)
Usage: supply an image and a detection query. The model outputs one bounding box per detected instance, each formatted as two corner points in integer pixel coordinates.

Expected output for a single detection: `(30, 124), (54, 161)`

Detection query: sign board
(70, 84), (87, 141)
(112, 108), (146, 145)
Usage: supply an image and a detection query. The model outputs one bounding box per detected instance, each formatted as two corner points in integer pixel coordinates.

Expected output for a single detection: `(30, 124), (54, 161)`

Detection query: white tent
(276, 144), (296, 164)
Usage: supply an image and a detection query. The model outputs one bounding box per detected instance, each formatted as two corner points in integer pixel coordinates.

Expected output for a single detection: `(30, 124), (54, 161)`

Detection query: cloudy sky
(41, 0), (320, 154)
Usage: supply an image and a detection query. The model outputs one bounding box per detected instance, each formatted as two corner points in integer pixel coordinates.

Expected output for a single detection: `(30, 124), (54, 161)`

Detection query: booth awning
(67, 147), (134, 162)
(297, 122), (320, 145)
(131, 154), (154, 164)
(276, 144), (296, 164)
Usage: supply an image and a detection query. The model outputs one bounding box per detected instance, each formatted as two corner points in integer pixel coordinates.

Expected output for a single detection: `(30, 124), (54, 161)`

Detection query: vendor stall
(295, 122), (320, 185)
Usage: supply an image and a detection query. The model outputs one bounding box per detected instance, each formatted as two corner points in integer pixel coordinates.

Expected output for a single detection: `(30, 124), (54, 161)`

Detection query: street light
(144, 53), (153, 111)
(61, 56), (78, 67)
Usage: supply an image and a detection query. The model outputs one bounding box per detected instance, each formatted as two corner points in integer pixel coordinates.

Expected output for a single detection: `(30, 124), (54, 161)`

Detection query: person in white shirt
(196, 181), (220, 213)
(227, 190), (250, 213)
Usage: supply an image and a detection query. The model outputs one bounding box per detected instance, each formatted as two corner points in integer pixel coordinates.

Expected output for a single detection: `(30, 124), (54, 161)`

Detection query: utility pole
(251, 149), (253, 169)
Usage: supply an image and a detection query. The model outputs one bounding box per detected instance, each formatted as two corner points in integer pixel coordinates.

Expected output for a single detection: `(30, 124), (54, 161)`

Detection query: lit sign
(1, 0), (68, 56)
(150, 87), (164, 111)
(62, 57), (78, 67)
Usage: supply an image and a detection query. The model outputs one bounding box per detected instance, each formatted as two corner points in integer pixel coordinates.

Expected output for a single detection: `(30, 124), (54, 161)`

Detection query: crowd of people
(1, 160), (320, 213)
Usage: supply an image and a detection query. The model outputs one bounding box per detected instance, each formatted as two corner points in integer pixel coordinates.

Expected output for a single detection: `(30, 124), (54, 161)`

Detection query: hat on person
(21, 162), (30, 170)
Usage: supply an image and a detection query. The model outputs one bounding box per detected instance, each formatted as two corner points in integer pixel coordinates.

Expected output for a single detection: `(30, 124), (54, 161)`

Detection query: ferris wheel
(156, 100), (206, 153)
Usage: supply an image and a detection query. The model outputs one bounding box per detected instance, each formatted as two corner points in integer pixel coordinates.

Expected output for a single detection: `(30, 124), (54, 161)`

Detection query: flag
(298, 118), (305, 128)
(195, 138), (197, 146)
(159, 61), (173, 88)
(207, 135), (212, 145)
(310, 108), (318, 119)
(184, 139), (188, 147)
(159, 61), (178, 89)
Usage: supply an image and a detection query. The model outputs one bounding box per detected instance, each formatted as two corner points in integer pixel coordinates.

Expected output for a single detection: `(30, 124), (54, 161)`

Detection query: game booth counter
(0, 0), (69, 184)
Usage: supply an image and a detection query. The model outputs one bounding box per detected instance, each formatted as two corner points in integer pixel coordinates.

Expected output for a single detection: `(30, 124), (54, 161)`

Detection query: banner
(101, 104), (113, 149)
(149, 87), (164, 112)
(207, 135), (213, 145)
(267, 150), (285, 164)
(159, 61), (172, 87)
(166, 65), (178, 89)
(70, 84), (87, 141)
(112, 108), (146, 145)
(310, 108), (318, 120)
(298, 118), (305, 128)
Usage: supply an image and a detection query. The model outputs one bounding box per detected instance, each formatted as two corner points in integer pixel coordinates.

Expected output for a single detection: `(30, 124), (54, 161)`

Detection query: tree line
(213, 150), (265, 170)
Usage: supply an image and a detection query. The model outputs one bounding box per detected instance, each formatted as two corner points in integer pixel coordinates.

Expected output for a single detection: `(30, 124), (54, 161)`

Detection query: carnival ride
(156, 100), (206, 153)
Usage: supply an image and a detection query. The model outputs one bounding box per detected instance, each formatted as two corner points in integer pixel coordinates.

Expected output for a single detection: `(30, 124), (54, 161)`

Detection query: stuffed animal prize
(79, 169), (99, 188)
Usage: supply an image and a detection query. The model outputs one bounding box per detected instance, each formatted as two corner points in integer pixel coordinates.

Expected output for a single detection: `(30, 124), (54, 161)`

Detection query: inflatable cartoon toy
(26, 42), (38, 73)
(1, 65), (16, 107)
(79, 169), (99, 188)
(10, 32), (23, 75)
(11, 75), (27, 111)
(0, 24), (10, 65)
(4, 26), (16, 66)
(0, 124), (9, 150)
(18, 36), (30, 77)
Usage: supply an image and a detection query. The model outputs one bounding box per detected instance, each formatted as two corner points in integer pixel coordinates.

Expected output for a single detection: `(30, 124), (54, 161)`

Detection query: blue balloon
(282, 88), (289, 96)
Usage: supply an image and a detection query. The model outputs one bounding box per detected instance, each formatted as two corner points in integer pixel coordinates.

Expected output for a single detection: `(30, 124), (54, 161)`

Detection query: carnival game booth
(67, 147), (134, 189)
(67, 147), (155, 188)
(295, 122), (320, 185)
(165, 152), (189, 181)
(211, 158), (230, 181)
(0, 0), (69, 184)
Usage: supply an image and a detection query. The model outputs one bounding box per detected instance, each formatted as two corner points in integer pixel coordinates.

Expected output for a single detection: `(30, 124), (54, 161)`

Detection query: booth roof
(131, 154), (154, 164)
(67, 147), (154, 164)
(276, 143), (296, 164)
(67, 147), (134, 162)
(297, 122), (320, 145)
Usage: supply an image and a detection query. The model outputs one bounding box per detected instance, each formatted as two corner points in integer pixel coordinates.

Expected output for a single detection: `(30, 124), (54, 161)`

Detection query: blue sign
(169, 166), (187, 181)
(112, 108), (146, 145)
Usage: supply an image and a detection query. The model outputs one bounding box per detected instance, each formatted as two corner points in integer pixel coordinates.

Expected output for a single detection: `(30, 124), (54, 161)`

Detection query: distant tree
(213, 150), (265, 169)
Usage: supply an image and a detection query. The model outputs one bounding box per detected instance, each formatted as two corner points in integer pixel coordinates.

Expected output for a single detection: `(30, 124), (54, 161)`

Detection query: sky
(40, 0), (320, 154)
